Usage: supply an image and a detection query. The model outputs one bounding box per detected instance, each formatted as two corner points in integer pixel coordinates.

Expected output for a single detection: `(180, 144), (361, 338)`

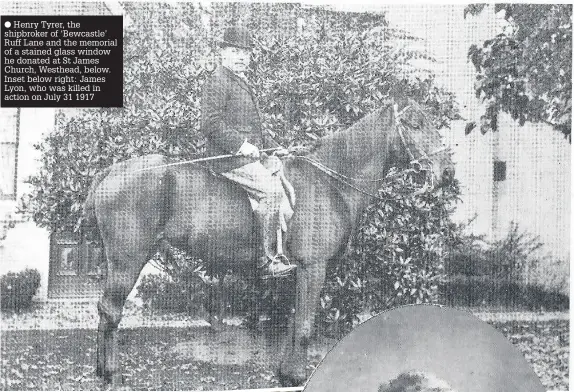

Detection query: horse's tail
(81, 166), (112, 242)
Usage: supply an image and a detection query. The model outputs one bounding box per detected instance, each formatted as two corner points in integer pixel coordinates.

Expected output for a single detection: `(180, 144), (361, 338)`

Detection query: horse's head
(388, 102), (455, 191)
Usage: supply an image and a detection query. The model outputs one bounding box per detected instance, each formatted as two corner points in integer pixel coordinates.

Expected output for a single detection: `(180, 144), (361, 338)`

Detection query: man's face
(221, 46), (251, 74)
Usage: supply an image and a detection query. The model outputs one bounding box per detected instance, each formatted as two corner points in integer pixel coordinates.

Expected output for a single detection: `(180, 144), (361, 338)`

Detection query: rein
(298, 156), (388, 183)
(132, 147), (282, 173)
(296, 155), (389, 200)
(296, 155), (432, 202)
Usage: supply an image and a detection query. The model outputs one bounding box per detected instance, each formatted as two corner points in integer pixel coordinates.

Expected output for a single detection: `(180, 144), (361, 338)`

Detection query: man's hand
(273, 147), (290, 157)
(237, 141), (260, 158)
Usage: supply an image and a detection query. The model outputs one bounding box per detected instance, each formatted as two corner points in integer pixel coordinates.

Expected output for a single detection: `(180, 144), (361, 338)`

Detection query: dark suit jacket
(200, 66), (277, 172)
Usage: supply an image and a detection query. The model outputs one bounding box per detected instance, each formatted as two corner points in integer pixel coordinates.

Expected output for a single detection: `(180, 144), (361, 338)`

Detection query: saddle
(202, 153), (296, 210)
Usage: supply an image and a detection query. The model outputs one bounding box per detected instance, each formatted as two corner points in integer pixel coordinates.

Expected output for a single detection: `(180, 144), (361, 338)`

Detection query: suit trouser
(220, 159), (294, 266)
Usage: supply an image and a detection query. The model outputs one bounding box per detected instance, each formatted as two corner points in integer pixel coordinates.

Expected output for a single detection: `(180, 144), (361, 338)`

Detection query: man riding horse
(200, 26), (296, 278)
(88, 25), (456, 386)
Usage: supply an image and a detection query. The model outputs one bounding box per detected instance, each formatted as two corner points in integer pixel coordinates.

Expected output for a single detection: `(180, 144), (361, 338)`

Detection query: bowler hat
(219, 26), (253, 50)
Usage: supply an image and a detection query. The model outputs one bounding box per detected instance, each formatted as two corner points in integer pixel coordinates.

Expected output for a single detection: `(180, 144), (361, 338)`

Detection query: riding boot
(254, 207), (296, 279)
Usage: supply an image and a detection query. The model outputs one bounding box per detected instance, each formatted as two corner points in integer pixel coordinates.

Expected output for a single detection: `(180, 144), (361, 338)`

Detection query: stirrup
(259, 255), (296, 279)
(273, 253), (291, 265)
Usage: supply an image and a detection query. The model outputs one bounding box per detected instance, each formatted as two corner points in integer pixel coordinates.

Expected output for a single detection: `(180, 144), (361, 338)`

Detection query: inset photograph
(304, 305), (546, 392)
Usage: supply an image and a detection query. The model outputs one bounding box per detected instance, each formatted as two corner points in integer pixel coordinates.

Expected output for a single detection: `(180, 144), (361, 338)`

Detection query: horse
(82, 103), (455, 387)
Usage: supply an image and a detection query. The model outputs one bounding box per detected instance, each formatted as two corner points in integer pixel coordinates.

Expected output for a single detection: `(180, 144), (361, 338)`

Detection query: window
(493, 160), (507, 182)
(0, 108), (20, 200)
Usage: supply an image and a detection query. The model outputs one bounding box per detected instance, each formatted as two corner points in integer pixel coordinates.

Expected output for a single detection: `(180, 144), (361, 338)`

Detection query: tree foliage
(24, 4), (460, 232)
(0, 269), (41, 312)
(466, 4), (572, 141)
(251, 8), (460, 148)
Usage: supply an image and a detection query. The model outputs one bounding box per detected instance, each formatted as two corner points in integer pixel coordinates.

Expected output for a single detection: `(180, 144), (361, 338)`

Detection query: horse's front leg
(96, 315), (107, 378)
(279, 261), (326, 386)
(208, 275), (227, 332)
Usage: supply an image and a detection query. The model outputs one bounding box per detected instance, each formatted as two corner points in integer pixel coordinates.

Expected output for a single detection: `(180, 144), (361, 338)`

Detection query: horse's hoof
(208, 317), (227, 333)
(277, 371), (305, 388)
(278, 362), (306, 387)
(113, 383), (132, 391)
(101, 372), (125, 388)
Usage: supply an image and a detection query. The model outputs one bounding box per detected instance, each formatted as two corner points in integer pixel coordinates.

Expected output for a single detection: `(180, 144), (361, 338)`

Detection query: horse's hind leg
(93, 156), (169, 385)
(96, 266), (143, 385)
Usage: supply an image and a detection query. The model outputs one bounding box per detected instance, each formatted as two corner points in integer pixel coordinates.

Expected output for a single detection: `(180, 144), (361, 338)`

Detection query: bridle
(394, 104), (454, 192)
(394, 104), (450, 172)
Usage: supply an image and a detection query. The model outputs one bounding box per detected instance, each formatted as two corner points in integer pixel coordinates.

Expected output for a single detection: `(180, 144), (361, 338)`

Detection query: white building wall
(382, 5), (570, 273)
(0, 108), (55, 299)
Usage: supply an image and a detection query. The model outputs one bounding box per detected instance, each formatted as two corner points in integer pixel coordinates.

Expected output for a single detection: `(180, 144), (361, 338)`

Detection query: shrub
(22, 5), (459, 233)
(21, 5), (461, 332)
(318, 168), (462, 337)
(524, 256), (569, 295)
(136, 249), (208, 315)
(23, 3), (209, 233)
(251, 8), (459, 150)
(445, 234), (489, 276)
(441, 276), (569, 311)
(1, 269), (41, 312)
(136, 245), (260, 316)
(136, 274), (201, 315)
(443, 222), (569, 308)
(487, 222), (545, 279)
(446, 222), (548, 280)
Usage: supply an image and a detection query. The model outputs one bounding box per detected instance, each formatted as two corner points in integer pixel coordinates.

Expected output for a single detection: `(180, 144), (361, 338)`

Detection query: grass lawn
(0, 318), (568, 391)
(0, 326), (287, 391)
(492, 319), (569, 391)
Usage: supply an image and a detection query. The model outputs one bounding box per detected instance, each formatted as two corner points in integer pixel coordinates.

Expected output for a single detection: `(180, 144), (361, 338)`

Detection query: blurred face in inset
(221, 45), (251, 74)
(377, 371), (457, 392)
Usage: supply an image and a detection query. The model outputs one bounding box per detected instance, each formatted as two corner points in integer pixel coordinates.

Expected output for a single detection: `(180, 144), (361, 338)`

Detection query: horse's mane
(309, 106), (393, 170)
(322, 106), (391, 143)
(316, 106), (391, 149)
